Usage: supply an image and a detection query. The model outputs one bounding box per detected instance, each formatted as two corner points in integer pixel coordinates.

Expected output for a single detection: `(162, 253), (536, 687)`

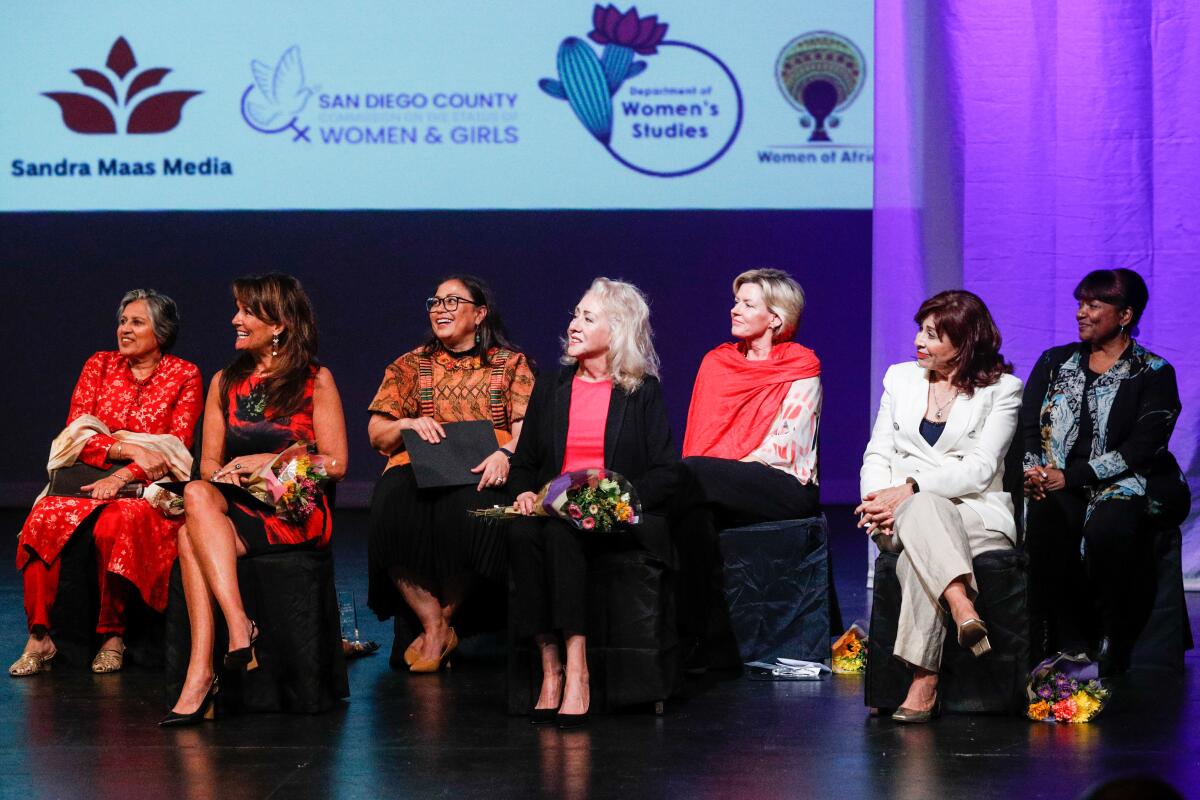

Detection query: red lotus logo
(43, 37), (201, 134)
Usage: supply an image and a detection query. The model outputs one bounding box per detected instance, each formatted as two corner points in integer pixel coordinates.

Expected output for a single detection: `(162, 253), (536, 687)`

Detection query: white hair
(561, 277), (660, 393)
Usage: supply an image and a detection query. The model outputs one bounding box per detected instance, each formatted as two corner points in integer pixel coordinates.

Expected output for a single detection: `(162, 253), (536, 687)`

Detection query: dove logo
(42, 37), (201, 135)
(240, 46), (315, 142)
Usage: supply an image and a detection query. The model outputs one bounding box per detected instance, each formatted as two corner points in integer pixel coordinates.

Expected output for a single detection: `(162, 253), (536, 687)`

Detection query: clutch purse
(47, 463), (142, 499)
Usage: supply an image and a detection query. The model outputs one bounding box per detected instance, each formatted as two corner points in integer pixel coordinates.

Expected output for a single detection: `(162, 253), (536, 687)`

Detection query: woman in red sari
(163, 273), (347, 726)
(12, 290), (202, 677)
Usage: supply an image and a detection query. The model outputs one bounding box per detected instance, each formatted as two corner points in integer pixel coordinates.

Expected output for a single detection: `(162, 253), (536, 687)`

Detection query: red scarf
(682, 341), (821, 459)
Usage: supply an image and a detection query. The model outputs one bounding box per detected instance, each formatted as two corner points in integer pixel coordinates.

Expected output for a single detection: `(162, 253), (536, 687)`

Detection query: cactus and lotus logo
(42, 37), (201, 134)
(240, 46), (316, 142)
(540, 4), (742, 178)
(775, 32), (866, 143)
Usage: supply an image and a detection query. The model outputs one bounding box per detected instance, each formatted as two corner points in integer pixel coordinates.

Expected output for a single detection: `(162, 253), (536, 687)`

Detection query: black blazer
(508, 367), (680, 513)
(1019, 341), (1189, 524)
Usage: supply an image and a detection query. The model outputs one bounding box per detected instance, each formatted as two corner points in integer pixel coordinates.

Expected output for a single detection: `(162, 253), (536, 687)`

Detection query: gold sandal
(9, 650), (55, 677)
(91, 646), (125, 674)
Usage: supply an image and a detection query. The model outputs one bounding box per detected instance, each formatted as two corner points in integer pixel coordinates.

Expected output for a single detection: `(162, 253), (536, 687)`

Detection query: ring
(234, 463), (242, 470)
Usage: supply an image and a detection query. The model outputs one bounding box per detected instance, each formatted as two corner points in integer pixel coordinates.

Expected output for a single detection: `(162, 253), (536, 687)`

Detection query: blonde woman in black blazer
(508, 278), (677, 728)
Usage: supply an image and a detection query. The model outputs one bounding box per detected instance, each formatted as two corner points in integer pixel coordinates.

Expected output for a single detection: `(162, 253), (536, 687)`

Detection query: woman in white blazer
(858, 290), (1022, 722)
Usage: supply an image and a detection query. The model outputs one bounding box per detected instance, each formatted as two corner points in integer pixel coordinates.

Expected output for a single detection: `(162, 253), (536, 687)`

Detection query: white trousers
(875, 493), (1012, 671)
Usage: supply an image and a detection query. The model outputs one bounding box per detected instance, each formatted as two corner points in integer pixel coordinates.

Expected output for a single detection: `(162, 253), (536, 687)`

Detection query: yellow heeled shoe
(403, 634), (424, 666)
(410, 628), (458, 673)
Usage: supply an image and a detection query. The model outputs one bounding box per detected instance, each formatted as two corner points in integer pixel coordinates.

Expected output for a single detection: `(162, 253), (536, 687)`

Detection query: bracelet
(496, 446), (514, 460)
(113, 441), (123, 461)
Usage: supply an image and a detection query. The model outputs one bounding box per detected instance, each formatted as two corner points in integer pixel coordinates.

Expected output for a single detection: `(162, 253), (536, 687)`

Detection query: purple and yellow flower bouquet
(1025, 652), (1110, 723)
(473, 468), (641, 532)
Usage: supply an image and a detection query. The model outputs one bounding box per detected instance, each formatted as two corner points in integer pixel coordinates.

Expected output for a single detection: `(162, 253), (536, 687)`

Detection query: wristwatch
(905, 477), (920, 493)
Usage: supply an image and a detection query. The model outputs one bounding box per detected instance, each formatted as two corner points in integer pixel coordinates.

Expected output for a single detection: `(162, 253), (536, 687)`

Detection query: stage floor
(0, 507), (1196, 800)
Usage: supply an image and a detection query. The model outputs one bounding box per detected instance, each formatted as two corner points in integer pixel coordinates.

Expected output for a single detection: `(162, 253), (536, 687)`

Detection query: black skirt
(366, 464), (511, 619)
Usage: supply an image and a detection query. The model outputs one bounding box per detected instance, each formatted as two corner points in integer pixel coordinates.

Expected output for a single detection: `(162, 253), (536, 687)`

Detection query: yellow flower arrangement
(831, 625), (868, 674)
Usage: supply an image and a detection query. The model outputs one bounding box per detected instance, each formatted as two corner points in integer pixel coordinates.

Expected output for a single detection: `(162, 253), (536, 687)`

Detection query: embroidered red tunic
(16, 351), (203, 612)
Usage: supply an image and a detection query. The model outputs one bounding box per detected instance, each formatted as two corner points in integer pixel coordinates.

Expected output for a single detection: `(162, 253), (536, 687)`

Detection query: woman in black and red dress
(162, 273), (348, 726)
(12, 290), (202, 677)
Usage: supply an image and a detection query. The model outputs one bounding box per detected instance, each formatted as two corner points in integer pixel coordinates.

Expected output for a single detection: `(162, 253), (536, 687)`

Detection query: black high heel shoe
(530, 668), (565, 725)
(556, 709), (590, 729)
(159, 677), (219, 727)
(223, 620), (260, 672)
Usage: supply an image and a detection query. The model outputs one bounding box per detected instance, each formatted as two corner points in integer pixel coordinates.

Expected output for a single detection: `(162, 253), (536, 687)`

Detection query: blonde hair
(561, 277), (660, 393)
(733, 268), (806, 342)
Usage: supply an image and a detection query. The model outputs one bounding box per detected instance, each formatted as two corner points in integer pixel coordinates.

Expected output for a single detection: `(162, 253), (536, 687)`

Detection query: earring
(271, 334), (280, 357)
(1119, 325), (1126, 337)
(475, 331), (481, 345)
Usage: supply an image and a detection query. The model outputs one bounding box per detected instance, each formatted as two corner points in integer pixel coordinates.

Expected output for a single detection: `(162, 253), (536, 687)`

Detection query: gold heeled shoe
(410, 628), (458, 673)
(892, 697), (942, 723)
(957, 618), (992, 657)
(9, 650), (55, 677)
(91, 645), (126, 674)
(403, 634), (424, 667)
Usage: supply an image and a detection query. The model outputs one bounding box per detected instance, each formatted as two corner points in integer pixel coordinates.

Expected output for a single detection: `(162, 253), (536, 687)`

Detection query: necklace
(929, 382), (958, 421)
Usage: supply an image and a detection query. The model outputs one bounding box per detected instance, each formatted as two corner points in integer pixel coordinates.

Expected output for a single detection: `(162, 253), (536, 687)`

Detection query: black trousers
(509, 515), (668, 638)
(1026, 489), (1152, 656)
(681, 457), (819, 526)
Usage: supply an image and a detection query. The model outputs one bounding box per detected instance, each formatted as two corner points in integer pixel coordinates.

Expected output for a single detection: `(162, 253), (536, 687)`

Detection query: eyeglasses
(425, 295), (479, 312)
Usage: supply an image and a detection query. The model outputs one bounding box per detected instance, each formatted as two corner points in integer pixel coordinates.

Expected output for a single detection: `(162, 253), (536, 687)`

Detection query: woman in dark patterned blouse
(367, 275), (534, 673)
(163, 274), (348, 725)
(1022, 268), (1189, 676)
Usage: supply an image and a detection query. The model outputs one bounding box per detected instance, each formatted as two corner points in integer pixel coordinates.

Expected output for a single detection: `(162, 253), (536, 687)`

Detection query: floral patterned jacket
(1019, 341), (1189, 525)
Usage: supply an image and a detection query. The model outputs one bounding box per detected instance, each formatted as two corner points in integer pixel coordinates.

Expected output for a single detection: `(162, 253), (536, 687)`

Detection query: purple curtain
(873, 0), (1200, 588)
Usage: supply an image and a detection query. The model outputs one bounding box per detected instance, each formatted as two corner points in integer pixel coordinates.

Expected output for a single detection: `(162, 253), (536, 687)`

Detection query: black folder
(401, 420), (498, 488)
(47, 463), (142, 499)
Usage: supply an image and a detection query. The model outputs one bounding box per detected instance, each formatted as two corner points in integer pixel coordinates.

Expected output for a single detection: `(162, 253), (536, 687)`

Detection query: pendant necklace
(931, 383), (957, 420)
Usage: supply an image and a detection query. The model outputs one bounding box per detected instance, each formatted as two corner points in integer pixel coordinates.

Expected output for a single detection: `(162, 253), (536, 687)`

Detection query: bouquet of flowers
(245, 443), (330, 525)
(831, 624), (868, 674)
(1025, 652), (1110, 723)
(472, 468), (641, 532)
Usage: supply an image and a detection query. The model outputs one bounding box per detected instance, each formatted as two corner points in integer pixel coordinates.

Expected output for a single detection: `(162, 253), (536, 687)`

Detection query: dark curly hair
(914, 290), (1012, 395)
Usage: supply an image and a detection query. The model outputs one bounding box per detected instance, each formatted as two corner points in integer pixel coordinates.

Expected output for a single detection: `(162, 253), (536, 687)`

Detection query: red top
(17, 351), (203, 611)
(223, 369), (331, 548)
(561, 376), (612, 473)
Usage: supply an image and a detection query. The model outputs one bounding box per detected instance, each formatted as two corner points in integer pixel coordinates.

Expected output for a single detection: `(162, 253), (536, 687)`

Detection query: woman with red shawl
(682, 268), (822, 522)
(675, 269), (822, 667)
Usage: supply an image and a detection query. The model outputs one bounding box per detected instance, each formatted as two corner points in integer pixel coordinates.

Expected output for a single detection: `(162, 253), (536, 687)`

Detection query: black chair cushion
(165, 548), (349, 714)
(718, 515), (832, 664)
(866, 548), (1030, 714)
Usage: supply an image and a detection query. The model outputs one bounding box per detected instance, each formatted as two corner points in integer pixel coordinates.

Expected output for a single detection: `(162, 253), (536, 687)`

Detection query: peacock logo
(775, 32), (866, 143)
